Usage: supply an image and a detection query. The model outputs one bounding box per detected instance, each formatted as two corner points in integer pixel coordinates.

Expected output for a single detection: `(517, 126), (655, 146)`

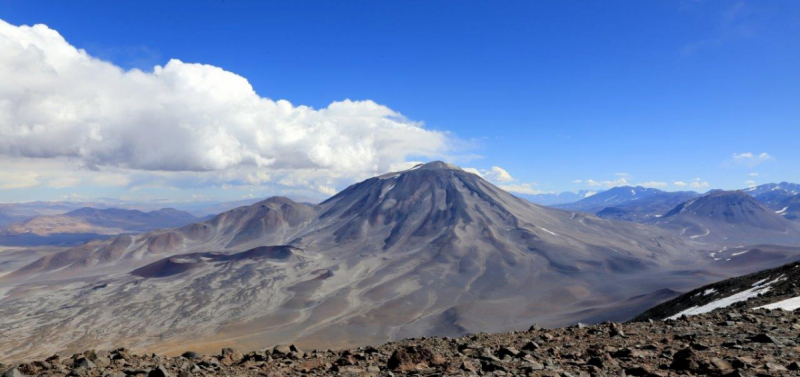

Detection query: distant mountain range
(521, 190), (597, 206)
(0, 207), (200, 246)
(743, 182), (800, 208)
(544, 182), (800, 224)
(553, 186), (701, 222)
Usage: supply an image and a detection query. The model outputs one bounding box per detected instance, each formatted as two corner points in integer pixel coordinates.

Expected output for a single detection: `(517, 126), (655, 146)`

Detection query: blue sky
(0, 0), (798, 203)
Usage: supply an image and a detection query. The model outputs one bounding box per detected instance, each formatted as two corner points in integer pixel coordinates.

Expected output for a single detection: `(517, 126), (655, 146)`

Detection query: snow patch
(540, 228), (558, 236)
(689, 228), (710, 239)
(755, 296), (800, 312)
(667, 278), (780, 320)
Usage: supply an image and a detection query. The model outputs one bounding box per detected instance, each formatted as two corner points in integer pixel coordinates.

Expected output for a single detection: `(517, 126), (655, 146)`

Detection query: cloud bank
(0, 19), (451, 195)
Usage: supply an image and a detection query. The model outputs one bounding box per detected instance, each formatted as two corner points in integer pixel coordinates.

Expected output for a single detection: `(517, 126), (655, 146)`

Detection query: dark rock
(749, 333), (781, 344)
(73, 358), (96, 370)
(670, 348), (699, 371)
(625, 365), (652, 376)
(180, 352), (199, 359)
(148, 366), (170, 377)
(522, 341), (540, 351)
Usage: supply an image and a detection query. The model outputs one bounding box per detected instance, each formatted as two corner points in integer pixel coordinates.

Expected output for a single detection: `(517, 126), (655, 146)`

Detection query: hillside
(634, 259), (800, 322)
(3, 293), (798, 376)
(775, 194), (800, 221)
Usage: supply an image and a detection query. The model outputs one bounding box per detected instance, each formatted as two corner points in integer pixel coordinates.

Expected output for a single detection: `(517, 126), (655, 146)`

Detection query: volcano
(0, 162), (727, 361)
(649, 190), (800, 246)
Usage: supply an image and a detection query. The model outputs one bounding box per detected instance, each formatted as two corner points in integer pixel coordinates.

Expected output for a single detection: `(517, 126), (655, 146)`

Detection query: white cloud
(464, 166), (515, 183)
(498, 183), (543, 195)
(0, 19), (451, 195)
(749, 172), (759, 177)
(640, 181), (668, 188)
(46, 176), (81, 188)
(586, 178), (628, 187)
(0, 170), (39, 189)
(690, 179), (710, 188)
(462, 167), (482, 176)
(733, 152), (772, 167)
(745, 180), (757, 188)
(485, 166), (514, 182)
(673, 181), (688, 187)
(572, 179), (582, 184)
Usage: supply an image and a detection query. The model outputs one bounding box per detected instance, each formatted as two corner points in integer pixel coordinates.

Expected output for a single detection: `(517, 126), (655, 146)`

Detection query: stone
(522, 341), (540, 351)
(180, 352), (200, 359)
(497, 346), (520, 358)
(625, 365), (652, 376)
(749, 333), (781, 344)
(386, 346), (445, 371)
(670, 348), (699, 371)
(1, 368), (25, 377)
(74, 358), (96, 370)
(460, 360), (477, 372)
(148, 366), (171, 377)
(708, 357), (732, 371)
(272, 345), (292, 356)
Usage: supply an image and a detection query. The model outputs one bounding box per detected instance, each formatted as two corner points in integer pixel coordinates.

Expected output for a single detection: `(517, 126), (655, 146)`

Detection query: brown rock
(387, 345), (445, 371)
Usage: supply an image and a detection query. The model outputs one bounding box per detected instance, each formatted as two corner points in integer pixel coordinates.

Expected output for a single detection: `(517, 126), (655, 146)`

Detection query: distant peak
(416, 161), (462, 171)
(376, 161), (463, 180)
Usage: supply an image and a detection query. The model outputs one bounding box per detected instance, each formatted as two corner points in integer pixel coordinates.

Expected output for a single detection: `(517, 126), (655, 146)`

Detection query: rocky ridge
(2, 304), (799, 376)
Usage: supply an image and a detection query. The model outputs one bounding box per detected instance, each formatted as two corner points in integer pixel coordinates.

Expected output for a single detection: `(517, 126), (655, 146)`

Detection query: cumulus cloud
(640, 181), (668, 188)
(733, 152), (772, 167)
(464, 166), (515, 183)
(745, 180), (757, 188)
(690, 179), (710, 188)
(497, 183), (543, 195)
(0, 19), (451, 195)
(485, 166), (514, 182)
(673, 181), (688, 187)
(586, 177), (628, 187)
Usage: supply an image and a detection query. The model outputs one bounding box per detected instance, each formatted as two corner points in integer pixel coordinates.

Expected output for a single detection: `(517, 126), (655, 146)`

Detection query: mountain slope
(775, 194), (800, 221)
(0, 162), (739, 361)
(555, 186), (700, 222)
(649, 190), (800, 246)
(633, 258), (800, 321)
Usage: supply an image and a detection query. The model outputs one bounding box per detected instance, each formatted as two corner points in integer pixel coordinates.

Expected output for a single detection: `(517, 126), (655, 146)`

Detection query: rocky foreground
(2, 304), (800, 377)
